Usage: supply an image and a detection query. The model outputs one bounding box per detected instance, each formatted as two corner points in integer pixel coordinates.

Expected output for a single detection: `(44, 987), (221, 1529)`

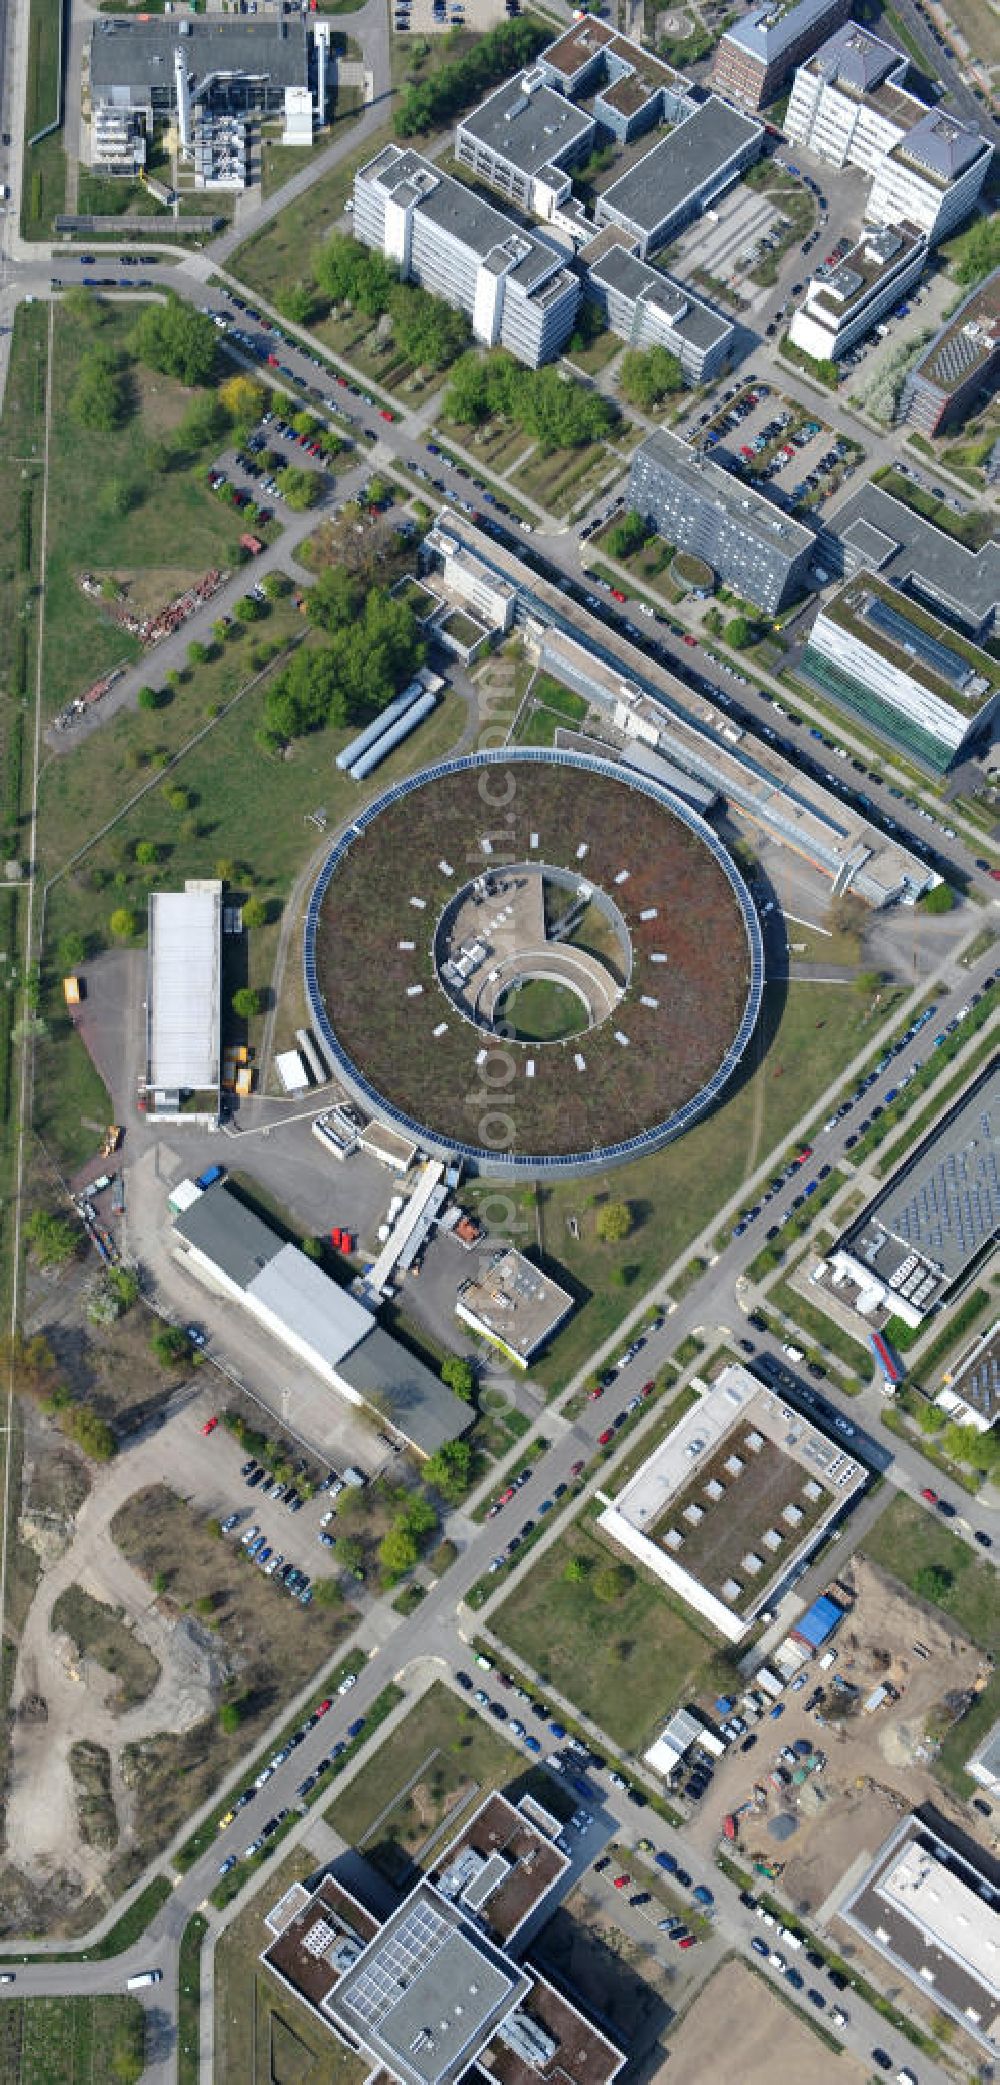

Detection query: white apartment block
(786, 22), (991, 242)
(353, 146), (579, 368)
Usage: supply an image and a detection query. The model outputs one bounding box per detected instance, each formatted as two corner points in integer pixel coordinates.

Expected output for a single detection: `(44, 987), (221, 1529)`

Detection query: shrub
(597, 1200), (633, 1243)
(109, 907), (138, 940)
(232, 986), (263, 1019)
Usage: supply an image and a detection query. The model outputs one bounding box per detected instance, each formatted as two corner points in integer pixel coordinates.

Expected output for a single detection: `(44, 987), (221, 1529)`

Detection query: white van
(126, 1969), (162, 1989)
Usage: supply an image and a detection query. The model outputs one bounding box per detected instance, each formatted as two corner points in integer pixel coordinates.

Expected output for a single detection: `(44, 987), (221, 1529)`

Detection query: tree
(597, 1200), (633, 1243)
(275, 466), (323, 511)
(232, 985), (263, 1019)
(0, 1331), (58, 1402)
(107, 1266), (140, 1311)
(220, 373), (265, 427)
(563, 1555), (588, 1583)
(109, 904), (138, 941)
(424, 1440), (473, 1502)
(306, 565), (363, 633)
(263, 571), (289, 602)
(188, 640), (208, 668)
(606, 509), (648, 560)
(26, 1209), (79, 1267)
(725, 616), (754, 649)
(241, 896), (267, 929)
(914, 1563), (954, 1604)
(619, 344), (685, 412)
(70, 346), (130, 432)
(593, 1562), (635, 1603)
(401, 1494), (437, 1540)
(135, 840), (159, 866)
(137, 685), (160, 711)
(951, 214), (1000, 286)
(441, 1355), (475, 1403)
(152, 1324), (193, 1368)
(58, 930), (87, 971)
(132, 295), (218, 387)
(61, 1402), (116, 1461)
(335, 1534), (365, 1574)
(379, 1523), (419, 1583)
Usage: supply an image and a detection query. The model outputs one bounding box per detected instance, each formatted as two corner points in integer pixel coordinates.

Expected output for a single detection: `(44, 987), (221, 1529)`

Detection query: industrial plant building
(785, 22), (992, 243)
(596, 1362), (867, 1642)
(262, 1792), (625, 2085)
(353, 146), (579, 368)
(828, 1060), (1000, 1328)
(143, 881), (221, 1128)
(711, 0), (851, 110)
(839, 1810), (1000, 2057)
(629, 428), (814, 611)
(171, 1181), (470, 1456)
(801, 573), (1000, 772)
(455, 1248), (573, 1367)
(88, 16), (330, 177)
(899, 268), (1000, 436)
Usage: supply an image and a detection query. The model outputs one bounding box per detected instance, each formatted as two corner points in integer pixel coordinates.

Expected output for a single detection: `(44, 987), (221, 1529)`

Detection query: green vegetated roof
(821, 572), (1000, 717)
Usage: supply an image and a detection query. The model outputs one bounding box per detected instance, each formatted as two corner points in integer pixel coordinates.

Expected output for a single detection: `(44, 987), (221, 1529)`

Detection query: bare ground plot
(661, 1959), (868, 2085)
(683, 1554), (988, 1920)
(50, 1585), (161, 1712)
(215, 1847), (370, 2085)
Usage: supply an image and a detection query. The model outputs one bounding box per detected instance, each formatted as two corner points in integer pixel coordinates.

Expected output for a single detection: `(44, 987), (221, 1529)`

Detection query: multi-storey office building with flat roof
(582, 229), (738, 382)
(802, 574), (1000, 771)
(822, 482), (1000, 639)
(455, 71), (595, 221)
(353, 147), (579, 367)
(535, 17), (694, 133)
(711, 0), (851, 110)
(789, 222), (927, 363)
(594, 97), (763, 257)
(629, 428), (814, 611)
(900, 269), (1000, 435)
(785, 22), (991, 241)
(839, 1810), (1000, 2057)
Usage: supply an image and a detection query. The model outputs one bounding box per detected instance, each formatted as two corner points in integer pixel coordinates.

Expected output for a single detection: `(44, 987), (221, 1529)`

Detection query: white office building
(788, 222), (927, 363)
(803, 574), (1000, 772)
(785, 22), (991, 243)
(582, 230), (738, 383)
(353, 146), (579, 367)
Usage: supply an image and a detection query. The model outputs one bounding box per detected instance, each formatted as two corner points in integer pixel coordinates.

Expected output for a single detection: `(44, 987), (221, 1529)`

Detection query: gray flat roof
(249, 1242), (373, 1369)
(842, 1059), (1000, 1297)
(599, 99), (761, 234)
(634, 426), (815, 551)
(458, 75), (593, 178)
(90, 15), (308, 90)
(722, 0), (845, 62)
(147, 887), (220, 1094)
(808, 19), (902, 89)
(364, 147), (562, 291)
(829, 482), (1000, 630)
(338, 1325), (470, 1457)
(329, 1882), (529, 2085)
(175, 1183), (283, 1289)
(942, 1319), (1000, 1428)
(587, 245), (733, 348)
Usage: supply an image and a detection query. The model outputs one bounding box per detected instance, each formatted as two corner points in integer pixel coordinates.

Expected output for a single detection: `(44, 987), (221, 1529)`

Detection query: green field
(0, 1995), (145, 2084)
(492, 1519), (731, 1753)
(497, 978), (588, 1043)
(477, 978), (893, 1393)
(325, 1680), (525, 1884)
(861, 1495), (1000, 1791)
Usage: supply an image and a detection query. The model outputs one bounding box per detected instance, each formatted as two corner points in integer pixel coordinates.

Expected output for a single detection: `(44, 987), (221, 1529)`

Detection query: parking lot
(670, 185), (790, 305)
(684, 380), (860, 519)
(392, 0), (511, 33)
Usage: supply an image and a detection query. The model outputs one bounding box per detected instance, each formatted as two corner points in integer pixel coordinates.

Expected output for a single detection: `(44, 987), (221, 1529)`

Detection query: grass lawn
(0, 1996), (145, 2085)
(50, 1585), (160, 1711)
(498, 978), (588, 1042)
(493, 1519), (730, 1752)
(435, 415), (536, 477)
(40, 302), (263, 719)
(515, 439), (622, 519)
(861, 1494), (1000, 1791)
(565, 328), (622, 378)
(325, 1679), (524, 1884)
(479, 978), (889, 1394)
(215, 1849), (370, 2085)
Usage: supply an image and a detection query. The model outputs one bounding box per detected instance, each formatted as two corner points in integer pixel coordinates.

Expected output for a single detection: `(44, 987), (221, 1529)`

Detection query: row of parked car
(217, 1686), (368, 1871)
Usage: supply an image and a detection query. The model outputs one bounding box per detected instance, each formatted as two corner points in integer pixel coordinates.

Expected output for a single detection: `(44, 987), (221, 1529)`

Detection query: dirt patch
(662, 1959), (867, 2085)
(51, 1585), (161, 1713)
(133, 364), (199, 439)
(69, 1740), (119, 1851)
(685, 1555), (988, 1918)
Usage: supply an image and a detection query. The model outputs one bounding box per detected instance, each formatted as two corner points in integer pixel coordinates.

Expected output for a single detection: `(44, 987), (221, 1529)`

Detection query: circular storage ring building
(305, 749), (764, 1178)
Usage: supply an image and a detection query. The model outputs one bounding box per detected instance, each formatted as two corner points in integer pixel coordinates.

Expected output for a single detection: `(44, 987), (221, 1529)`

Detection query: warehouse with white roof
(143, 880), (222, 1127)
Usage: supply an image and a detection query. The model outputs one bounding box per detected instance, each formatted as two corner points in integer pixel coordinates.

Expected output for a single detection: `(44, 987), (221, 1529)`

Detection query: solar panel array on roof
(348, 1900), (449, 2029)
(932, 323), (992, 386)
(891, 1105), (999, 1272)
